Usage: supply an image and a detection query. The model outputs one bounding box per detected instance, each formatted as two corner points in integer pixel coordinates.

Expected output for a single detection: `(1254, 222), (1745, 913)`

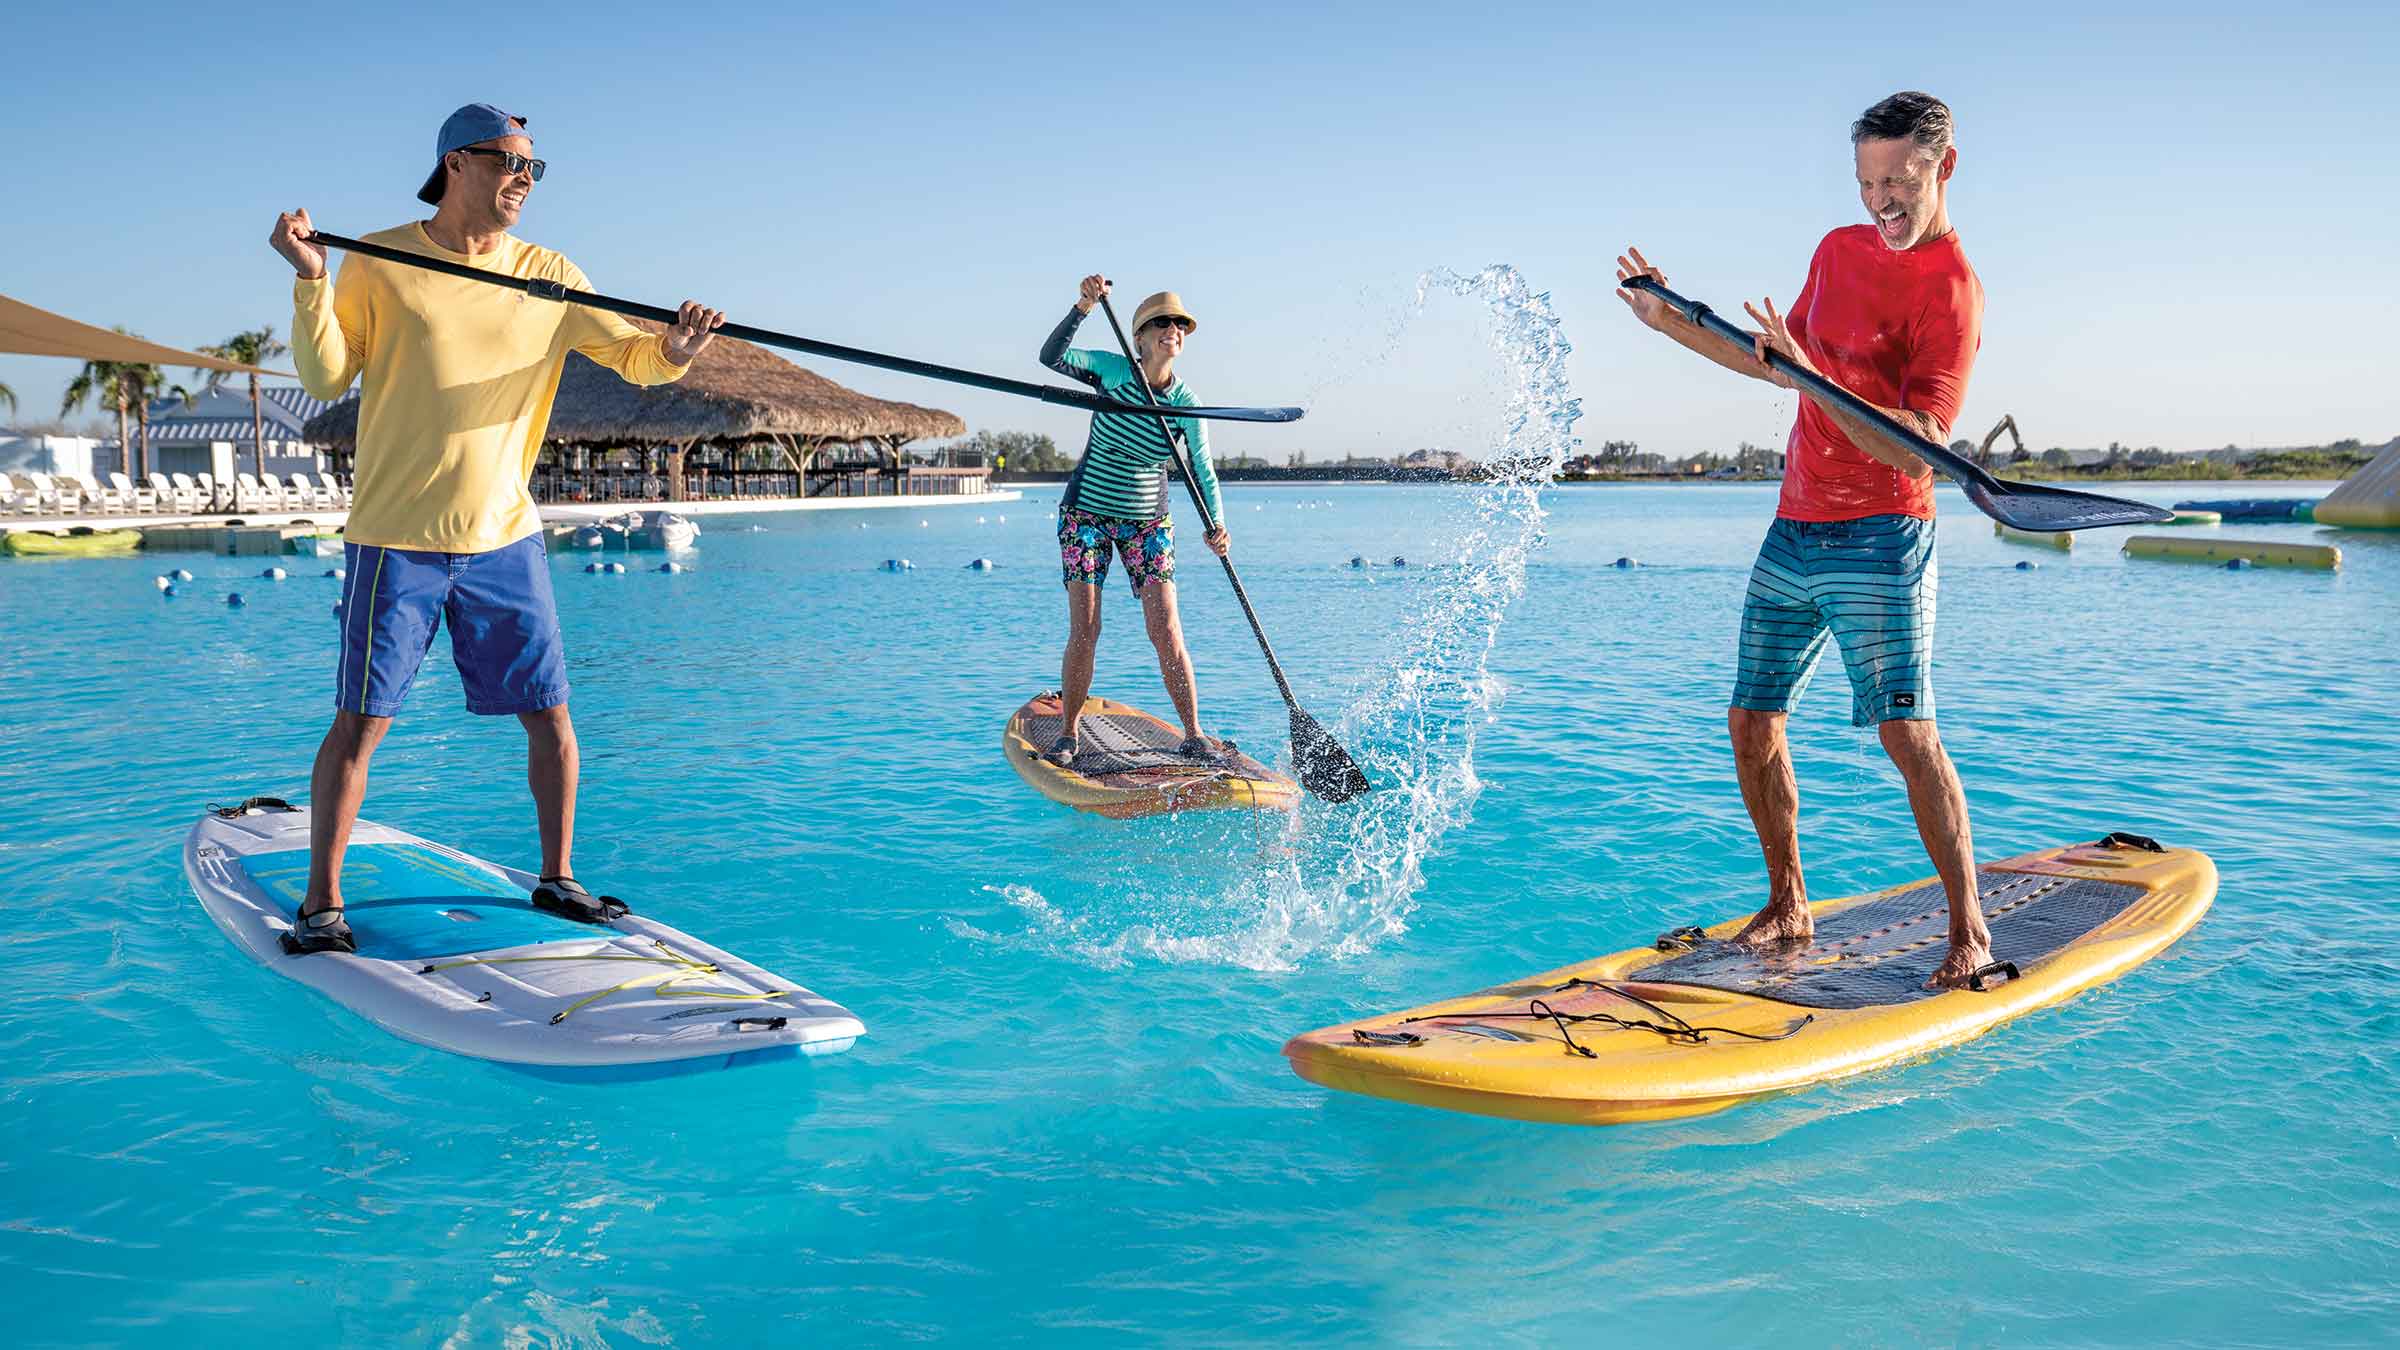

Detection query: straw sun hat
(1131, 291), (1197, 334)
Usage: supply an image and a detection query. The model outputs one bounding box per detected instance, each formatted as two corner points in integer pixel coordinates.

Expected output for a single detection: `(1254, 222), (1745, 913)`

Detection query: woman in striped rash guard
(1036, 274), (1234, 768)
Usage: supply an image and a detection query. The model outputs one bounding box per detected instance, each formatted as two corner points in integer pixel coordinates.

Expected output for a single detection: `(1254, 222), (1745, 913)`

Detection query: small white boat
(626, 510), (699, 552)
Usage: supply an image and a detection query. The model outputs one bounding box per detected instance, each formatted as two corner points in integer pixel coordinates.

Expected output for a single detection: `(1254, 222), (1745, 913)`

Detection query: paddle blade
(1966, 478), (2174, 531)
(1290, 707), (1372, 803)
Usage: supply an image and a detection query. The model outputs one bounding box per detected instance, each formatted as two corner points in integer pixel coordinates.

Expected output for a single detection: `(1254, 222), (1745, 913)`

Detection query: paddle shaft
(1092, 295), (1301, 709)
(303, 231), (1299, 424)
(1621, 275), (1999, 490)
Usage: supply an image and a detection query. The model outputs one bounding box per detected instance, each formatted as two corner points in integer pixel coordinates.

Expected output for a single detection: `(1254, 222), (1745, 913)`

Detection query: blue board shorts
(334, 533), (569, 718)
(1732, 515), (1936, 727)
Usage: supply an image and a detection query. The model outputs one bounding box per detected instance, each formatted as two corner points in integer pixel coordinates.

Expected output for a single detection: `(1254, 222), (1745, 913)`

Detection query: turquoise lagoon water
(3, 310), (2396, 1343)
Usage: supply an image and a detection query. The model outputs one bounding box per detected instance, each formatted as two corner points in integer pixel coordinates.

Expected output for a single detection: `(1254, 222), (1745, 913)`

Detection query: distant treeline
(1995, 443), (2380, 482)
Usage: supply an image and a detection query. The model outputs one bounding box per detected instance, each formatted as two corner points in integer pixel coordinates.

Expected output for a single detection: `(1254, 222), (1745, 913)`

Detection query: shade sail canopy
(0, 293), (292, 376)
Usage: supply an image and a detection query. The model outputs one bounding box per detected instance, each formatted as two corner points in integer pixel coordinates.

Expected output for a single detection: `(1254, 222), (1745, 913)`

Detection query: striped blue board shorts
(1732, 515), (1936, 727)
(333, 533), (569, 718)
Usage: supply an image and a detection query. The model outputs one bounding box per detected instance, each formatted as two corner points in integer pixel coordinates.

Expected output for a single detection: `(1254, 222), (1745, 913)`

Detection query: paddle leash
(1095, 292), (1372, 804)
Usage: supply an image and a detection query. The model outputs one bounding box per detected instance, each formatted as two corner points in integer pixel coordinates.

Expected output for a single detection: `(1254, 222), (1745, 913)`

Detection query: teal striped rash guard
(1040, 306), (1222, 522)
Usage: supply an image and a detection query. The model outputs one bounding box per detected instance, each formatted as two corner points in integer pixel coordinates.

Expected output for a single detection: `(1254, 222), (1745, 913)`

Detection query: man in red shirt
(1616, 91), (1994, 989)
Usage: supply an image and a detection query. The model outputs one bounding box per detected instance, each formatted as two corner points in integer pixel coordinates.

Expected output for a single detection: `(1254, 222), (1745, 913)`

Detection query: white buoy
(977, 516), (987, 524)
(262, 566), (287, 580)
(998, 515), (1006, 523)
(658, 561), (683, 573)
(326, 567), (346, 579)
(154, 575), (172, 591)
(173, 568), (194, 581)
(226, 593), (245, 607)
(584, 562), (603, 574)
(919, 520), (929, 528)
(965, 558), (995, 571)
(606, 561), (627, 574)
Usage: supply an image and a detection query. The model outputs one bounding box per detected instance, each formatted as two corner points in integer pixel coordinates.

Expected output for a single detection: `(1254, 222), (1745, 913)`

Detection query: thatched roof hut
(302, 322), (964, 468)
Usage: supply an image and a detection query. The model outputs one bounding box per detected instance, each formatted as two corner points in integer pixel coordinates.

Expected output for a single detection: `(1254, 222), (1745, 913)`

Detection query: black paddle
(1095, 292), (1372, 804)
(1620, 275), (2173, 531)
(302, 231), (1303, 425)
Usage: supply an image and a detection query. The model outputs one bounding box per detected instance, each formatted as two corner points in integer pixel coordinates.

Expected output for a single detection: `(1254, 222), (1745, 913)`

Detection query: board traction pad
(1640, 869), (2146, 1009)
(1021, 712), (1244, 778)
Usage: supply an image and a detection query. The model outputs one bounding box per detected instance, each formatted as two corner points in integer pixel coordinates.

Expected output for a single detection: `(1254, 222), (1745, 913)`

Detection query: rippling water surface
(2, 292), (2395, 1342)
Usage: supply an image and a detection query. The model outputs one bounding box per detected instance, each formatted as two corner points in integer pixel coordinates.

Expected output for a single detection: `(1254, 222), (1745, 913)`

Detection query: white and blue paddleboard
(185, 799), (863, 1077)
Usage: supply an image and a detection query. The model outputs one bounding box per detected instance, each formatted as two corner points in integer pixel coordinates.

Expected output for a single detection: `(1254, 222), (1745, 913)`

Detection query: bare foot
(1732, 902), (1814, 949)
(1927, 935), (1996, 989)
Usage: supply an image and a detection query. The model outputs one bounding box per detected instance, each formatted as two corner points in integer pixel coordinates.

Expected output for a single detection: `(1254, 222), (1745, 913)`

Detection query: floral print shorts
(1057, 506), (1176, 593)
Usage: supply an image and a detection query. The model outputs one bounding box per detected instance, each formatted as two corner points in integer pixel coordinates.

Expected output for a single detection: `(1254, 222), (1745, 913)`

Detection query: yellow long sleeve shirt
(293, 221), (689, 552)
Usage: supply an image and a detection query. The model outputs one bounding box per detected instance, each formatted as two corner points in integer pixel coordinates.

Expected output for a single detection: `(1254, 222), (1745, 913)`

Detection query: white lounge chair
(171, 473), (207, 512)
(317, 471), (351, 507)
(233, 472), (273, 513)
(28, 472), (78, 514)
(107, 471), (155, 513)
(147, 472), (190, 513)
(0, 476), (28, 515)
(73, 472), (124, 513)
(194, 472), (227, 510)
(265, 472), (317, 511)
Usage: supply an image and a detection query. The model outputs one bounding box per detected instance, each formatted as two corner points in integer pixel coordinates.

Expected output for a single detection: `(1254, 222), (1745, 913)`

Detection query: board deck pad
(1018, 711), (1238, 778)
(239, 843), (602, 962)
(1643, 869), (2148, 1009)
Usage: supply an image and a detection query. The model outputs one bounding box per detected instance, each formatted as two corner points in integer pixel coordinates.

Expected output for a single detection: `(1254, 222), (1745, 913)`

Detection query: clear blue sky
(5, 1), (2394, 460)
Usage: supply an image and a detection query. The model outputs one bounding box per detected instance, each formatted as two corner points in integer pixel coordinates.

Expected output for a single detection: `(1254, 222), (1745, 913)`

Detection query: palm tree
(0, 381), (16, 419)
(123, 362), (171, 482)
(61, 337), (151, 479)
(197, 326), (289, 482)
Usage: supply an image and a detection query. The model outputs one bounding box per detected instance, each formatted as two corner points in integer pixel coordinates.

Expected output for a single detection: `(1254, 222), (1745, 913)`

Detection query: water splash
(958, 264), (1581, 971)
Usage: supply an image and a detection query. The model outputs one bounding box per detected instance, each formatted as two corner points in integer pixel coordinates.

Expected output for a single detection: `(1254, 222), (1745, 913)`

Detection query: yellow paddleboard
(1285, 834), (2214, 1125)
(1004, 692), (1298, 819)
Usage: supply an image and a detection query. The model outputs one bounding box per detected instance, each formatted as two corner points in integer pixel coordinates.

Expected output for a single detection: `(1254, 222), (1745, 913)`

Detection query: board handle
(1966, 961), (2022, 992)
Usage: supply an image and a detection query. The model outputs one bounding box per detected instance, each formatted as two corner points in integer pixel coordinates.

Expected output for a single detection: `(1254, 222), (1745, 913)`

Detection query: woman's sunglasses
(1141, 316), (1194, 335)
(457, 147), (547, 182)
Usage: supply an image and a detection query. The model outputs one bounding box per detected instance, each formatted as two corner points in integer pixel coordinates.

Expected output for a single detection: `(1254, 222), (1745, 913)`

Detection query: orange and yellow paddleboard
(1004, 692), (1298, 820)
(1285, 835), (2215, 1125)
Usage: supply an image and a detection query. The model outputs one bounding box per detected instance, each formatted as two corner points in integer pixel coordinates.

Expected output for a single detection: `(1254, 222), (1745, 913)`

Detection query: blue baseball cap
(415, 103), (531, 205)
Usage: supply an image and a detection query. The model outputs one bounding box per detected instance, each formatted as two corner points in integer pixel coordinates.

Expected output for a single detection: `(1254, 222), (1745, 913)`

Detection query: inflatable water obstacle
(2, 527), (142, 556)
(2122, 536), (2341, 570)
(2173, 498), (2316, 522)
(1994, 522), (2072, 549)
(2312, 436), (2400, 528)
(1286, 834), (2215, 1125)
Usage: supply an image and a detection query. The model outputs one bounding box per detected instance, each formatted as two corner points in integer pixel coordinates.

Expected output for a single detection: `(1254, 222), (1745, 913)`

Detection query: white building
(126, 384), (344, 482)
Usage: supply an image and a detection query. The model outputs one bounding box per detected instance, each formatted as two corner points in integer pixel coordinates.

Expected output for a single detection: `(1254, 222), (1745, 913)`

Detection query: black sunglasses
(456, 147), (546, 182)
(1141, 316), (1194, 334)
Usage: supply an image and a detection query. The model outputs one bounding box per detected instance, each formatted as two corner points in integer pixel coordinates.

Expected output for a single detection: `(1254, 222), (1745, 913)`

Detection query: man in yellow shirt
(268, 103), (724, 954)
